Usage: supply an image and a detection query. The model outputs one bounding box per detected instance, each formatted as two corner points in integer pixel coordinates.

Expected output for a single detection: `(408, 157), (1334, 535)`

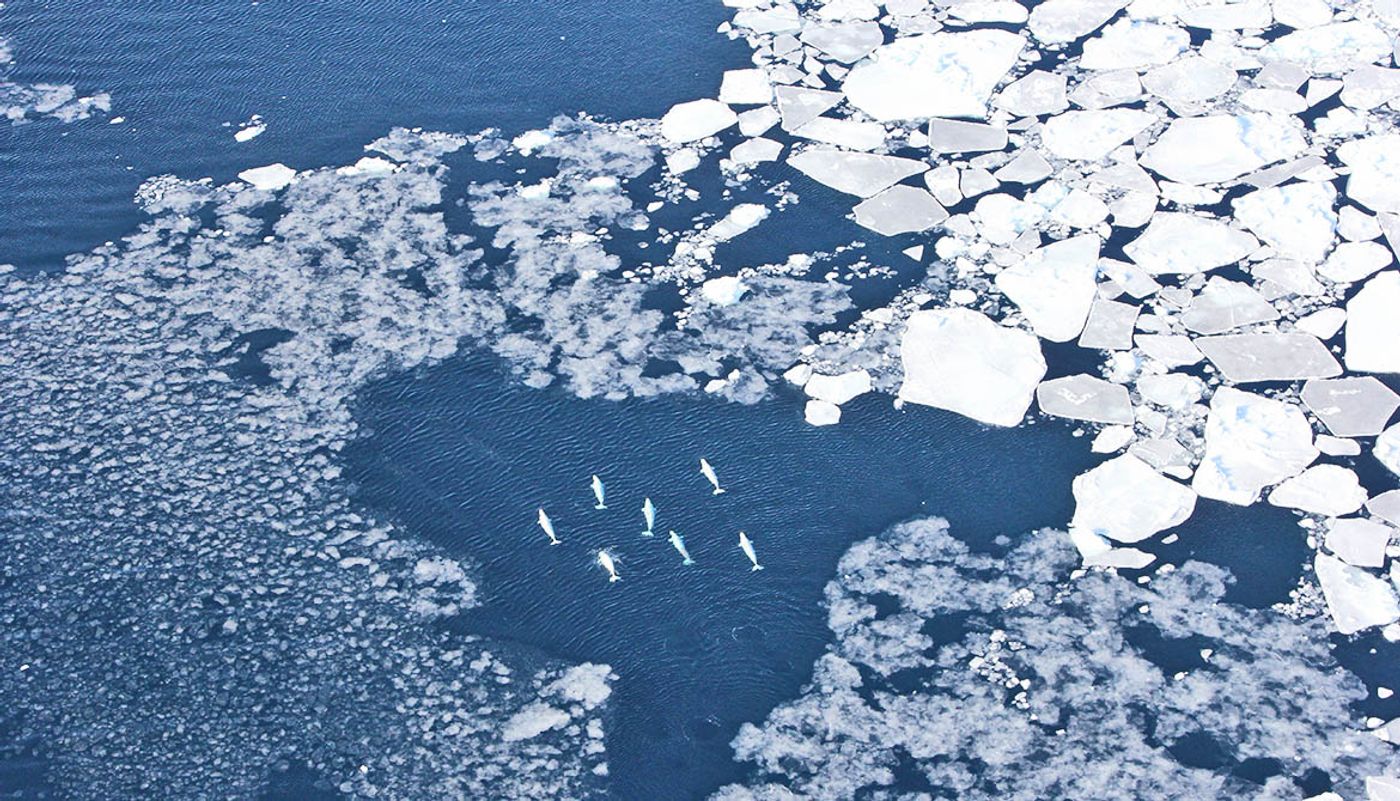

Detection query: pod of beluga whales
(535, 458), (763, 583)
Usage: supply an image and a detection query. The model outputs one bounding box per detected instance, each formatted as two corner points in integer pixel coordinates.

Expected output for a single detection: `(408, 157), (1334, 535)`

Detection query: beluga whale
(738, 531), (764, 571)
(537, 508), (560, 546)
(699, 458), (725, 495)
(596, 549), (620, 583)
(668, 530), (696, 566)
(591, 474), (607, 510)
(642, 497), (656, 537)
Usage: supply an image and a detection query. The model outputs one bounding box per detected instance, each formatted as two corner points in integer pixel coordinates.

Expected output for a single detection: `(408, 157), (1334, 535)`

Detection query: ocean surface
(1, 2), (1385, 800)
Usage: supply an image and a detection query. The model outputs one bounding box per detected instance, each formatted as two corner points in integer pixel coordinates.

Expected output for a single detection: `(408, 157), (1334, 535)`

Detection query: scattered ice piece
(660, 99), (738, 143)
(511, 129), (553, 154)
(852, 186), (948, 235)
(1233, 181), (1337, 264)
(1078, 298), (1139, 350)
(1319, 242), (1393, 284)
(1268, 465), (1369, 517)
(805, 370), (872, 405)
(1295, 307), (1346, 340)
(719, 69), (774, 105)
(789, 148), (928, 197)
(729, 137), (783, 165)
(1317, 435), (1362, 457)
(700, 276), (750, 306)
(844, 30), (1027, 121)
(1084, 547), (1157, 570)
(1370, 776), (1400, 801)
(1337, 136), (1400, 214)
(732, 4), (802, 34)
(1137, 373), (1205, 410)
(1027, 0), (1129, 44)
(1326, 517), (1393, 568)
(1377, 424), (1400, 478)
(1042, 109), (1154, 161)
(1345, 271), (1400, 374)
(1123, 213), (1259, 275)
(1180, 277), (1279, 334)
(1368, 490), (1400, 527)
(1196, 332), (1342, 383)
(793, 117), (886, 151)
(1080, 19), (1189, 70)
(1070, 454), (1197, 544)
(1261, 21), (1393, 76)
(237, 163), (297, 191)
(1192, 387), (1318, 505)
(995, 234), (1101, 342)
(800, 21), (884, 63)
(1342, 66), (1400, 112)
(1092, 425), (1135, 453)
(1098, 257), (1162, 298)
(1036, 374), (1134, 424)
(994, 70), (1069, 117)
(335, 156), (398, 177)
(948, 0), (1029, 23)
(1142, 56), (1236, 113)
(501, 703), (572, 742)
(1069, 69), (1142, 110)
(1139, 113), (1306, 186)
(804, 399), (842, 426)
(928, 119), (1007, 154)
(774, 86), (843, 132)
(898, 308), (1047, 427)
(666, 149), (701, 174)
(1253, 257), (1325, 296)
(1135, 334), (1204, 367)
(234, 117), (266, 142)
(1314, 553), (1400, 635)
(737, 106), (781, 137)
(994, 150), (1053, 185)
(1301, 377), (1400, 437)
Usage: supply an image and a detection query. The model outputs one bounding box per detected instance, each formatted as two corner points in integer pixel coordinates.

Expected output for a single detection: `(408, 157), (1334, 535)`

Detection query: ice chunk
(700, 276), (750, 306)
(1070, 454), (1198, 544)
(1196, 333), (1342, 383)
(800, 21), (884, 63)
(1338, 136), (1400, 214)
(1314, 553), (1400, 635)
(233, 117), (266, 142)
(501, 702), (571, 742)
(1378, 424), (1400, 478)
(1369, 776), (1400, 801)
(805, 369), (872, 405)
(661, 99), (738, 143)
(1345, 271), (1400, 374)
(1341, 65), (1400, 111)
(994, 150), (1054, 184)
(729, 137), (784, 165)
(774, 86), (843, 132)
(1193, 387), (1318, 505)
(898, 308), (1047, 427)
(793, 117), (886, 151)
(1261, 21), (1393, 76)
(1136, 333), (1204, 367)
(995, 234), (1102, 342)
(1042, 109), (1155, 161)
(1036, 374), (1135, 424)
(1326, 517), (1393, 568)
(805, 399), (842, 426)
(732, 4), (802, 34)
(1078, 297), (1139, 350)
(852, 186), (948, 235)
(1177, 1), (1272, 30)
(1124, 213), (1259, 275)
(927, 119), (1007, 154)
(1093, 425), (1136, 453)
(1140, 114), (1307, 186)
(737, 106), (780, 137)
(844, 31), (1026, 121)
(1369, 490), (1400, 527)
(1142, 57), (1237, 113)
(994, 70), (1069, 117)
(789, 148), (928, 197)
(719, 69), (774, 105)
(1180, 277), (1280, 334)
(1301, 377), (1400, 437)
(1233, 182), (1338, 264)
(335, 156), (398, 177)
(1027, 0), (1129, 43)
(1080, 19), (1189, 70)
(1069, 69), (1143, 109)
(1319, 241), (1392, 284)
(1137, 373), (1205, 410)
(948, 0), (1029, 23)
(1268, 465), (1369, 517)
(237, 163), (297, 191)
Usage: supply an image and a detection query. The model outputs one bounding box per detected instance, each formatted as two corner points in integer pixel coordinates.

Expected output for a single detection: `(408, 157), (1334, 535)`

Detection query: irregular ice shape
(1378, 424), (1400, 478)
(1268, 465), (1369, 517)
(805, 399), (842, 426)
(1345, 271), (1400, 374)
(719, 69), (774, 105)
(1078, 297), (1139, 350)
(729, 137), (784, 165)
(1262, 21), (1393, 76)
(1141, 56), (1237, 112)
(1028, 0), (1129, 43)
(805, 369), (873, 405)
(1325, 517), (1393, 568)
(793, 117), (887, 151)
(1193, 387), (1318, 505)
(852, 186), (948, 235)
(994, 70), (1069, 117)
(1318, 435), (1362, 457)
(1068, 69), (1142, 109)
(928, 119), (1007, 154)
(789, 148), (928, 197)
(1124, 213), (1259, 275)
(898, 308), (1047, 427)
(661, 99), (739, 143)
(1337, 136), (1400, 215)
(994, 234), (1102, 342)
(844, 30), (1026, 121)
(1369, 490), (1400, 527)
(1036, 374), (1135, 423)
(1196, 333), (1342, 383)
(1233, 181), (1338, 264)
(237, 163), (297, 191)
(701, 276), (750, 306)
(800, 21), (884, 63)
(1138, 373), (1205, 410)
(774, 86), (843, 132)
(1140, 113), (1307, 186)
(1319, 241), (1393, 284)
(1042, 109), (1155, 161)
(1070, 454), (1198, 543)
(1180, 277), (1280, 334)
(501, 703), (572, 742)
(1080, 19), (1189, 70)
(1369, 776), (1400, 801)
(1176, 1), (1272, 30)
(1314, 553), (1400, 635)
(1136, 333), (1204, 367)
(1301, 377), (1400, 437)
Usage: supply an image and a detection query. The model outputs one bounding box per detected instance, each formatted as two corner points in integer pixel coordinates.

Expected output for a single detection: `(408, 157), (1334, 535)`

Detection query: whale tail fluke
(683, 558), (695, 566)
(751, 564), (764, 571)
(595, 503), (608, 510)
(609, 575), (621, 583)
(712, 488), (726, 496)
(642, 530), (654, 538)
(550, 539), (561, 546)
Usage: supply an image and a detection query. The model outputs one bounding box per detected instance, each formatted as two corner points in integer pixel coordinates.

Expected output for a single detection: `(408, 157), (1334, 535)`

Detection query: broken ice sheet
(1036, 374), (1134, 424)
(852, 185), (948, 236)
(994, 234), (1101, 342)
(1070, 453), (1197, 545)
(788, 148), (928, 197)
(1267, 465), (1369, 517)
(898, 308), (1046, 427)
(1300, 377), (1400, 438)
(1195, 332), (1342, 384)
(1123, 213), (1259, 275)
(1192, 387), (1318, 505)
(843, 30), (1026, 120)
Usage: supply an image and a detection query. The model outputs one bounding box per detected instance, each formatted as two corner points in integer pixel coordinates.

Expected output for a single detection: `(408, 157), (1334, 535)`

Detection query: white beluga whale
(642, 497), (656, 537)
(537, 508), (560, 546)
(699, 458), (725, 495)
(596, 549), (620, 583)
(738, 531), (763, 571)
(591, 474), (607, 510)
(668, 530), (696, 566)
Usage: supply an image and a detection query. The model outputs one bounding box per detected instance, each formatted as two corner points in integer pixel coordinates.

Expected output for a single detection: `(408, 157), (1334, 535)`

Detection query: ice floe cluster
(0, 131), (613, 798)
(0, 34), (111, 124)
(712, 517), (1399, 800)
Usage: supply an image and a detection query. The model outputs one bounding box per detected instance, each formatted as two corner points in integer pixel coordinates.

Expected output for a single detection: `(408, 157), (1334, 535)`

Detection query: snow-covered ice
(1036, 374), (1134, 424)
(899, 308), (1047, 427)
(660, 99), (738, 143)
(1193, 388), (1318, 505)
(843, 31), (1026, 121)
(1070, 454), (1197, 545)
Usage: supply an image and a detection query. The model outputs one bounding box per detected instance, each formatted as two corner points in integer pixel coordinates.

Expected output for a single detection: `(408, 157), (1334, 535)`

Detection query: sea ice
(1080, 19), (1189, 70)
(1141, 56), (1237, 113)
(1137, 373), (1205, 410)
(1036, 374), (1134, 424)
(774, 86), (843, 131)
(1179, 277), (1280, 335)
(898, 308), (1047, 427)
(729, 137), (783, 165)
(660, 99), (738, 143)
(852, 186), (948, 235)
(794, 117), (886, 151)
(1319, 241), (1392, 284)
(1267, 465), (1369, 517)
(1232, 181), (1338, 264)
(1140, 114), (1307, 186)
(1195, 333), (1342, 383)
(1041, 109), (1155, 161)
(1378, 424), (1400, 478)
(1027, 0), (1129, 43)
(1261, 21), (1393, 76)
(1077, 298), (1139, 350)
(701, 276), (750, 306)
(237, 163), (297, 191)
(1369, 491), (1400, 527)
(1123, 213), (1259, 275)
(1135, 334), (1204, 367)
(1193, 387), (1318, 505)
(805, 369), (872, 405)
(800, 21), (884, 63)
(788, 148), (928, 197)
(994, 234), (1102, 342)
(1337, 136), (1400, 214)
(1070, 454), (1197, 544)
(718, 69), (774, 105)
(927, 119), (1007, 154)
(993, 70), (1069, 117)
(1314, 553), (1400, 635)
(805, 399), (842, 426)
(1301, 377), (1400, 437)
(1325, 517), (1393, 569)
(1345, 271), (1400, 374)
(843, 30), (1026, 121)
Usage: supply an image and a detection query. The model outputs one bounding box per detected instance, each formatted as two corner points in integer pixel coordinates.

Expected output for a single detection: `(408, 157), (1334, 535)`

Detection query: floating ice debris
(1378, 424), (1400, 478)
(800, 20), (884, 63)
(993, 70), (1068, 117)
(793, 117), (886, 151)
(596, 549), (620, 583)
(1036, 374), (1134, 425)
(1193, 387), (1318, 505)
(1369, 776), (1400, 801)
(738, 531), (764, 571)
(927, 119), (1007, 155)
(659, 98), (738, 144)
(1123, 213), (1259, 275)
(1140, 114), (1306, 186)
(641, 497), (656, 538)
(1135, 334), (1204, 368)
(1345, 271), (1400, 374)
(1319, 241), (1393, 284)
(804, 399), (841, 426)
(668, 531), (695, 566)
(1078, 298), (1139, 351)
(1141, 56), (1237, 113)
(591, 474), (607, 510)
(994, 234), (1100, 342)
(718, 69), (773, 105)
(336, 156), (399, 177)
(1079, 19), (1188, 70)
(899, 308), (1047, 427)
(236, 162), (297, 191)
(1262, 20), (1393, 76)
(700, 458), (725, 495)
(233, 115), (265, 142)
(851, 185), (948, 236)
(1314, 553), (1400, 635)
(1301, 378), (1400, 438)
(1318, 435), (1363, 458)
(1268, 466), (1369, 517)
(1137, 373), (1205, 411)
(774, 85), (842, 132)
(805, 369), (871, 406)
(1370, 491), (1400, 528)
(700, 275), (750, 306)
(1041, 109), (1154, 162)
(728, 136), (782, 165)
(1027, 0), (1128, 44)
(1070, 454), (1197, 546)
(1325, 518), (1394, 569)
(1179, 278), (1279, 335)
(538, 508), (561, 546)
(842, 30), (1026, 121)
(787, 148), (928, 198)
(501, 702), (573, 742)
(1196, 333), (1342, 384)
(1233, 182), (1338, 264)
(1337, 136), (1400, 215)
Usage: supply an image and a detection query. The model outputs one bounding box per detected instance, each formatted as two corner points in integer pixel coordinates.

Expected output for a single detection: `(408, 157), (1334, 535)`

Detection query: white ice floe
(1193, 387), (1318, 505)
(1195, 333), (1342, 384)
(1369, 491), (1400, 527)
(788, 148), (928, 197)
(927, 119), (1007, 154)
(718, 69), (774, 105)
(1300, 377), (1400, 438)
(660, 99), (738, 143)
(852, 186), (948, 236)
(843, 30), (1026, 121)
(1092, 425), (1135, 453)
(1232, 181), (1337, 264)
(1325, 517), (1393, 569)
(793, 117), (887, 151)
(1027, 0), (1128, 44)
(1123, 213), (1259, 275)
(805, 369), (872, 405)
(1140, 113), (1306, 186)
(993, 70), (1068, 117)
(1337, 136), (1400, 215)
(1378, 424), (1400, 478)
(1137, 373), (1205, 410)
(774, 86), (843, 131)
(994, 234), (1102, 342)
(237, 163), (297, 191)
(804, 399), (842, 426)
(1179, 277), (1279, 335)
(234, 117), (266, 142)
(800, 21), (884, 63)
(1041, 109), (1154, 161)
(1261, 21), (1393, 76)
(1267, 465), (1369, 517)
(700, 276), (750, 306)
(1135, 334), (1204, 367)
(1345, 271), (1400, 374)
(1079, 19), (1188, 71)
(1141, 56), (1237, 113)
(1318, 435), (1362, 458)
(1319, 242), (1393, 284)
(335, 156), (398, 177)
(1070, 454), (1197, 544)
(1036, 374), (1134, 424)
(1314, 553), (1400, 635)
(729, 137), (783, 165)
(898, 308), (1046, 427)
(1078, 298), (1139, 350)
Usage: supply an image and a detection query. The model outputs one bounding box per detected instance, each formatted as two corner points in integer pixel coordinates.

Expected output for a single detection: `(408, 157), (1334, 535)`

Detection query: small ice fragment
(994, 233), (1101, 342)
(1314, 553), (1400, 635)
(1042, 109), (1154, 161)
(1070, 454), (1197, 544)
(1077, 298), (1139, 351)
(1179, 278), (1279, 335)
(774, 86), (843, 132)
(804, 399), (841, 426)
(898, 308), (1046, 427)
(237, 163), (297, 191)
(788, 148), (928, 198)
(1325, 517), (1393, 568)
(700, 276), (750, 306)
(804, 370), (872, 405)
(1135, 334), (1203, 367)
(660, 99), (738, 144)
(1267, 465), (1369, 517)
(852, 186), (948, 236)
(927, 119), (1007, 154)
(718, 69), (773, 105)
(1036, 374), (1134, 424)
(234, 116), (266, 142)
